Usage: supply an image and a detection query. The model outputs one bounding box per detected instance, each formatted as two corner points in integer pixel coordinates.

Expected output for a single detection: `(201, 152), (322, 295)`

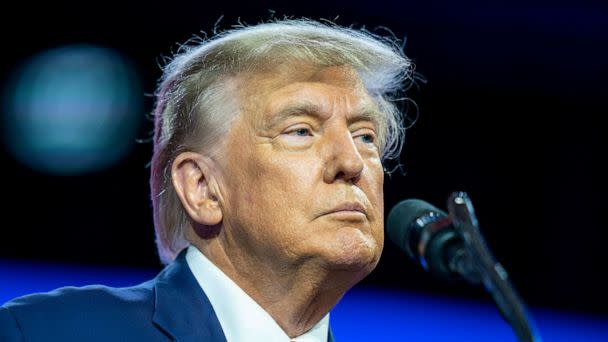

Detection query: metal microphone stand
(447, 191), (543, 342)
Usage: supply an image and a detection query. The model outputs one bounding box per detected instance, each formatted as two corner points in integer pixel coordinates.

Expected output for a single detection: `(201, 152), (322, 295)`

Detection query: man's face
(217, 64), (384, 276)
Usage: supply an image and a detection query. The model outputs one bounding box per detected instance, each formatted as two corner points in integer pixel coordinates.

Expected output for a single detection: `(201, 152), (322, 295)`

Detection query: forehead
(237, 64), (378, 123)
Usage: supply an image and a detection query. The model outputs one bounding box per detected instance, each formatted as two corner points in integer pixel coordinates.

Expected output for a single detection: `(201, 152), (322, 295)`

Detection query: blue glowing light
(2, 45), (142, 175)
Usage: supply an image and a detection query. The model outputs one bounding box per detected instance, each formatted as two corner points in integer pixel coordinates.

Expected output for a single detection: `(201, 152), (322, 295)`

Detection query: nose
(322, 128), (365, 184)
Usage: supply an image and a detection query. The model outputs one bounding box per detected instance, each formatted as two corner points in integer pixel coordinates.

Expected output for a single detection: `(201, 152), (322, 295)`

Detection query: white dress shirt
(186, 245), (330, 342)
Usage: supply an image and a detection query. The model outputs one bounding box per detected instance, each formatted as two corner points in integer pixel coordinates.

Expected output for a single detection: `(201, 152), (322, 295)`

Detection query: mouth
(323, 202), (367, 219)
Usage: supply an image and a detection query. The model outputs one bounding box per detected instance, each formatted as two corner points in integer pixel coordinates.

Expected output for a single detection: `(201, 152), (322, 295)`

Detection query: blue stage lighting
(2, 45), (142, 175)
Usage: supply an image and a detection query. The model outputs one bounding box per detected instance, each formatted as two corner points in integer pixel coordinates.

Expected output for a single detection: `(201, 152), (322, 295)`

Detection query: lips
(323, 202), (367, 218)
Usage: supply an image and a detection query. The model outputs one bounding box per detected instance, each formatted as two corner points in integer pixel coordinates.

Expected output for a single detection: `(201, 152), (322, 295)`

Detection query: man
(1, 19), (412, 341)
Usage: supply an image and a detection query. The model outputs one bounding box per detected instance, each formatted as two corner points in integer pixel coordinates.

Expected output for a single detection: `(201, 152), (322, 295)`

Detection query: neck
(190, 236), (366, 337)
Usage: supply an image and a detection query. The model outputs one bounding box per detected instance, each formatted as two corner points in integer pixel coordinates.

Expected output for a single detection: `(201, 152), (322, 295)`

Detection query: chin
(323, 226), (382, 273)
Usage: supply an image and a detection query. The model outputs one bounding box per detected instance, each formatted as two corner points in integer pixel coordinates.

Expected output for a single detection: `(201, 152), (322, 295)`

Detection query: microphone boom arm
(447, 192), (543, 342)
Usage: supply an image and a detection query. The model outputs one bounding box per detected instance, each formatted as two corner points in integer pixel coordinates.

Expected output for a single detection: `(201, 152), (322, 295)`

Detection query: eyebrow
(267, 101), (382, 129)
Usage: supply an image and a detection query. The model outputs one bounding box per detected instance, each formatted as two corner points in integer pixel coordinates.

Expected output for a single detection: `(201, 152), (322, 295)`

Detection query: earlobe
(171, 152), (223, 226)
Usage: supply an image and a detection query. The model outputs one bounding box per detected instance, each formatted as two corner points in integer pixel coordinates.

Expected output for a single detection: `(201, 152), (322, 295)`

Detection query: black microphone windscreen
(386, 199), (446, 252)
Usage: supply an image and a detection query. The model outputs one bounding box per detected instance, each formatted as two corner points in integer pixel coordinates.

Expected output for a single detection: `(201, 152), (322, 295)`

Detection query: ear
(171, 152), (223, 226)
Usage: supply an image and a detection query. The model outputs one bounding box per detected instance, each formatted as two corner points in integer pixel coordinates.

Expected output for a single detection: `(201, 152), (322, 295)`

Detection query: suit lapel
(152, 249), (227, 342)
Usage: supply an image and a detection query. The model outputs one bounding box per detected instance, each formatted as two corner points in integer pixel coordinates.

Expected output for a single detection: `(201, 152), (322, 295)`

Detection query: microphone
(387, 193), (543, 342)
(386, 198), (481, 284)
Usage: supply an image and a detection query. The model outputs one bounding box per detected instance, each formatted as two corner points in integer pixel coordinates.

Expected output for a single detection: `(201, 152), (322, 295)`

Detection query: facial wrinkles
(324, 139), (376, 225)
(244, 64), (381, 133)
(219, 66), (385, 260)
(297, 90), (377, 228)
(286, 81), (378, 191)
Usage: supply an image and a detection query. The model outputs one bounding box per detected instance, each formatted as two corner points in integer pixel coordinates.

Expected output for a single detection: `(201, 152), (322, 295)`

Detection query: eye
(358, 133), (375, 144)
(286, 127), (313, 137)
(354, 131), (377, 145)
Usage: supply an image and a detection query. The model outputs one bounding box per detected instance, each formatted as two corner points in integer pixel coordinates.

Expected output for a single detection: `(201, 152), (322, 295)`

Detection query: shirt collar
(186, 245), (330, 342)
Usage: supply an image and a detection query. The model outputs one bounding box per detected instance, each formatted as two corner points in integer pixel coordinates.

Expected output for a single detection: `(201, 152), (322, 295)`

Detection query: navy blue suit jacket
(0, 251), (336, 342)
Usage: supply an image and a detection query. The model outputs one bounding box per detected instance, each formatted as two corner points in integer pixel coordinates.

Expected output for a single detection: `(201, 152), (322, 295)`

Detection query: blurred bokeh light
(2, 44), (142, 175)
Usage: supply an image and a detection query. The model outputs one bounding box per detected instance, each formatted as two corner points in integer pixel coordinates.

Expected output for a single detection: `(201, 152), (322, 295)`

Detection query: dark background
(1, 0), (606, 318)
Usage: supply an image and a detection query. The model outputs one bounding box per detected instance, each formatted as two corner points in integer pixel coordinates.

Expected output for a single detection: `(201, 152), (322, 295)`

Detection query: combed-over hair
(150, 19), (414, 264)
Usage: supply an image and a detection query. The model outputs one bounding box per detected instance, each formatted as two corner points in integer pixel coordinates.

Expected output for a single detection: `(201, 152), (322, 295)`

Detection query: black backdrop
(1, 0), (606, 317)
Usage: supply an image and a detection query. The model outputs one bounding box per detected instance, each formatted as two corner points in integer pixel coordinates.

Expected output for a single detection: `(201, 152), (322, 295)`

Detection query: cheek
(367, 160), (385, 242)
(227, 153), (321, 255)
(230, 149), (318, 221)
(367, 159), (385, 209)
(252, 157), (306, 196)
